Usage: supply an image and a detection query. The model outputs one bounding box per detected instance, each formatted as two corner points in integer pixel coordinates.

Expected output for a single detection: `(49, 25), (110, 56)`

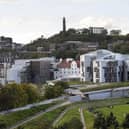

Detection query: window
(96, 62), (99, 67)
(128, 72), (129, 80)
(96, 79), (100, 83)
(87, 67), (90, 72)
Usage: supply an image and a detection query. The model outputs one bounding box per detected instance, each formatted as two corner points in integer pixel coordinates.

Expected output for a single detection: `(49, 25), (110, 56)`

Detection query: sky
(0, 0), (129, 44)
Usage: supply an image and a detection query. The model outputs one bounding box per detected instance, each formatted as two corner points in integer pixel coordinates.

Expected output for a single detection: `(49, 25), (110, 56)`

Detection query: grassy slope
(56, 107), (80, 127)
(96, 104), (129, 124)
(21, 106), (67, 129)
(16, 98), (129, 129)
(0, 102), (57, 127)
(83, 109), (94, 129)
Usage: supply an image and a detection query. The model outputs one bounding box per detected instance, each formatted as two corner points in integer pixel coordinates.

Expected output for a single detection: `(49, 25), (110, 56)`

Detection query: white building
(80, 49), (129, 83)
(54, 59), (80, 80)
(7, 60), (30, 84)
(89, 27), (107, 34)
(0, 63), (11, 85)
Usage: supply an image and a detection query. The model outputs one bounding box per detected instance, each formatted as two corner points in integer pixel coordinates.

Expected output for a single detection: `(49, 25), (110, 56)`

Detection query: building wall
(123, 60), (129, 81)
(27, 59), (54, 84)
(93, 60), (123, 83)
(54, 60), (80, 80)
(7, 60), (29, 84)
(0, 63), (11, 85)
(80, 54), (95, 82)
(89, 27), (107, 34)
(7, 57), (55, 84)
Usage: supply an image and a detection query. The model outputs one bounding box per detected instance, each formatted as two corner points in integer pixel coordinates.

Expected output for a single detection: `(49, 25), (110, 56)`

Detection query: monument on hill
(63, 17), (66, 32)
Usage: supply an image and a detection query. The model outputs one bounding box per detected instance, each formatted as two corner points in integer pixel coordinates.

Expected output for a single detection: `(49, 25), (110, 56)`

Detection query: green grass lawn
(83, 97), (129, 110)
(96, 104), (129, 124)
(68, 80), (93, 85)
(0, 102), (58, 128)
(55, 107), (81, 127)
(81, 82), (129, 92)
(83, 109), (94, 129)
(19, 106), (67, 129)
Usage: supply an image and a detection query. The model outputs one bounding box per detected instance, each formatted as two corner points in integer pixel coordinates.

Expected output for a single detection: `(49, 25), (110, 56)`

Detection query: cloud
(76, 16), (129, 34)
(64, 0), (104, 4)
(0, 16), (60, 43)
(0, 0), (17, 4)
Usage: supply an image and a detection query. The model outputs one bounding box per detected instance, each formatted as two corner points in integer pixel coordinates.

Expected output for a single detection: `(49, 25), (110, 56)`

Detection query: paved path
(80, 108), (86, 129)
(8, 101), (70, 129)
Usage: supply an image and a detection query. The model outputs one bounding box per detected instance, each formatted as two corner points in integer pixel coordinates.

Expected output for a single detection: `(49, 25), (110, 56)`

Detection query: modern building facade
(80, 49), (129, 83)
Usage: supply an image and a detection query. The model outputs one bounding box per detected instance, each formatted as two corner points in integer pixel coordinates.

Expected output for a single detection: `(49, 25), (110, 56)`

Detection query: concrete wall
(84, 87), (129, 100)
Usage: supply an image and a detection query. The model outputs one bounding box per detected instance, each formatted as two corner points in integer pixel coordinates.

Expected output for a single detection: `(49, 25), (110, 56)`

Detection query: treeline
(24, 29), (129, 50)
(0, 83), (40, 110)
(0, 81), (69, 111)
(22, 29), (129, 59)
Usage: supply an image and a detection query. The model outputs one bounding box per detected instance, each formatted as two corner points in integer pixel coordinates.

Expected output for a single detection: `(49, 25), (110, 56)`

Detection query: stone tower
(63, 17), (66, 32)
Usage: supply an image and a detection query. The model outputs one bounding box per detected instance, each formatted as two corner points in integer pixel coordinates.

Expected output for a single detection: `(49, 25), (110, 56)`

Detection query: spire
(63, 17), (66, 32)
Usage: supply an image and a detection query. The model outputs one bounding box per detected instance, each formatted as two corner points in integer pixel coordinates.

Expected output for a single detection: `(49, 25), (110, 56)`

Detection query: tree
(21, 84), (40, 103)
(0, 83), (28, 110)
(94, 112), (119, 129)
(44, 85), (64, 99)
(44, 86), (55, 99)
(106, 112), (119, 129)
(53, 85), (64, 97)
(0, 83), (40, 110)
(94, 113), (107, 129)
(123, 113), (129, 129)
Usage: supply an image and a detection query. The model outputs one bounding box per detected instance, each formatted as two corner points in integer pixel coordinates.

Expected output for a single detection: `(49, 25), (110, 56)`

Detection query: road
(8, 101), (70, 129)
(0, 96), (65, 115)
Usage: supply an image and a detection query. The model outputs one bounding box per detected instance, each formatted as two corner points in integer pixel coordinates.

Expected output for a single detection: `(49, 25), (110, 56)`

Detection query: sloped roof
(57, 59), (80, 68)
